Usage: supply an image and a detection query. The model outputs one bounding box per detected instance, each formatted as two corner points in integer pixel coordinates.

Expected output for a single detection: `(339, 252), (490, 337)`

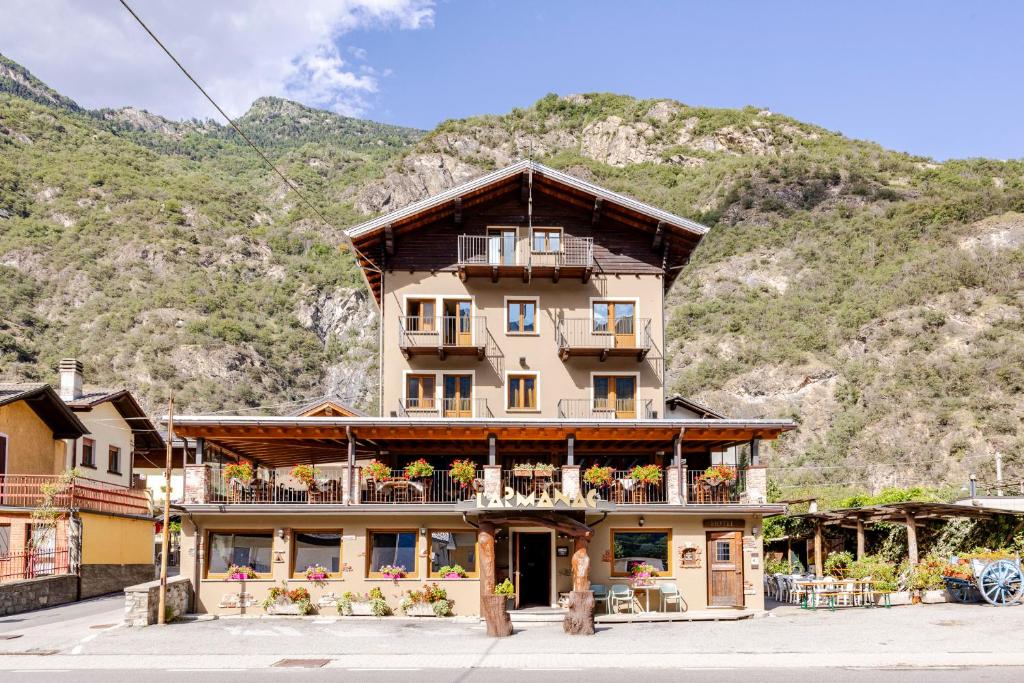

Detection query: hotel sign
(475, 487), (599, 509)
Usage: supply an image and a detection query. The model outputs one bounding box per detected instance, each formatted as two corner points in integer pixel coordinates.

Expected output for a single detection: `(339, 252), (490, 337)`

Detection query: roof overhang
(0, 385), (89, 439)
(70, 390), (164, 451)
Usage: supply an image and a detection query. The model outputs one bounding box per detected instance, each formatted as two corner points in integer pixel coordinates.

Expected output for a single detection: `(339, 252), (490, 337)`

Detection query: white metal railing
(399, 315), (486, 348)
(555, 318), (651, 351)
(208, 464), (347, 504)
(557, 398), (654, 419)
(457, 234), (593, 268)
(398, 397), (489, 418)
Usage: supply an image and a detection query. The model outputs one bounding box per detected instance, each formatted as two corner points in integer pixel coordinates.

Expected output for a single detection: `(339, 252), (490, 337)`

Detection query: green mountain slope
(1, 57), (1022, 494)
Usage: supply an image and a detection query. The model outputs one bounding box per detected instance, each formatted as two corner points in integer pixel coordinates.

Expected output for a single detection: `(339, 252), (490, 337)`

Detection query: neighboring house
(665, 394), (740, 466)
(172, 161), (796, 618)
(0, 364), (159, 607)
(290, 396), (364, 418)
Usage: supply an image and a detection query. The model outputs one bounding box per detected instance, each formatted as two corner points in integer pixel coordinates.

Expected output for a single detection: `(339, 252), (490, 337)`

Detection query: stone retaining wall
(0, 575), (79, 617)
(80, 564), (155, 599)
(124, 575), (193, 626)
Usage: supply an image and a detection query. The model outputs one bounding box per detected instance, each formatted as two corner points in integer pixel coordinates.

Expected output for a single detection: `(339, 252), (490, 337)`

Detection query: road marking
(167, 669), (247, 672)
(349, 668), (423, 671)
(11, 670), (72, 673)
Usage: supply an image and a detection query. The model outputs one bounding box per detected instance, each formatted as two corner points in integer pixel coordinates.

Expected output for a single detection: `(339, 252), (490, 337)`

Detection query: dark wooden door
(513, 532), (551, 608)
(707, 531), (744, 607)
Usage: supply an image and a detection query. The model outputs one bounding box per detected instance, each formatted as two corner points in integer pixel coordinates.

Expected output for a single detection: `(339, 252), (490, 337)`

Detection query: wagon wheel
(978, 560), (1024, 606)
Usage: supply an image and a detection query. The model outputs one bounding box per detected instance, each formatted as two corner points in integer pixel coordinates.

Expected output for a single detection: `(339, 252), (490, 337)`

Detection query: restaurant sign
(475, 487), (599, 509)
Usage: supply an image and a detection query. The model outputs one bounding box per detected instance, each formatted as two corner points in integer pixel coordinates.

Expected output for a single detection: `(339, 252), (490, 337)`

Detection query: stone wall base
(80, 564), (156, 599)
(0, 575), (79, 617)
(124, 575), (193, 626)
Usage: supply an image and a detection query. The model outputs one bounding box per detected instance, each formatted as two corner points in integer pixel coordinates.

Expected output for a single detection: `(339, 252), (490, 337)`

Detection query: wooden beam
(591, 197), (603, 226)
(383, 224), (394, 256)
(652, 221), (664, 250)
(453, 197), (462, 225)
(813, 521), (823, 577)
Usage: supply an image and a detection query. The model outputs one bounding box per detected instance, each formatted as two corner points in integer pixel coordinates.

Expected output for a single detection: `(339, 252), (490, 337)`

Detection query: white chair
(592, 584), (611, 614)
(609, 584), (635, 614)
(659, 582), (687, 612)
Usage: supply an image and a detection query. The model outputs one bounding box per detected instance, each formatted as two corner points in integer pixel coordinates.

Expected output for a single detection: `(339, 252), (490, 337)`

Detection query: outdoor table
(632, 583), (660, 612)
(795, 579), (887, 610)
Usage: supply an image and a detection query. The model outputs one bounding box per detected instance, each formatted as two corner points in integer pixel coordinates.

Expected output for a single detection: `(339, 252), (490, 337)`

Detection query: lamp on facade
(638, 516), (645, 527)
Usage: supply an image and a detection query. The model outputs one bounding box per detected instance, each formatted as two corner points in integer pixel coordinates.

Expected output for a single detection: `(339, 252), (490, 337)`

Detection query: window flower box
(337, 589), (391, 617)
(512, 463), (533, 478)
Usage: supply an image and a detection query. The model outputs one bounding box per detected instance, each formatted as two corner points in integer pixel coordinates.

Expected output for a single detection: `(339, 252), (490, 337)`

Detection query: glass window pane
(370, 532), (417, 574)
(593, 303), (609, 332)
(716, 541), (731, 562)
(523, 303), (535, 332)
(509, 379), (520, 408)
(295, 532), (342, 574)
(548, 231), (561, 251)
(430, 531), (477, 574)
(508, 303), (520, 332)
(615, 377), (636, 400)
(532, 232), (545, 251)
(209, 532), (272, 574)
(524, 378), (535, 408)
(612, 531), (669, 575)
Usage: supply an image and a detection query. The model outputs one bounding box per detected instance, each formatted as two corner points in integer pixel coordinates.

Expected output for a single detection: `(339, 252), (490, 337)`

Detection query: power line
(117, 0), (381, 274)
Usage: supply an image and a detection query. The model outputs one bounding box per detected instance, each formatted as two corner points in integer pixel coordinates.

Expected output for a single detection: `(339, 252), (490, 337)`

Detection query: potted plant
(512, 463), (533, 477)
(404, 458), (434, 479)
(364, 459), (391, 483)
(910, 555), (949, 604)
(583, 464), (614, 488)
(629, 562), (657, 586)
(290, 464), (323, 502)
(225, 564), (257, 581)
(823, 550), (854, 578)
(450, 459), (477, 489)
(495, 577), (515, 604)
(438, 564), (467, 579)
(400, 582), (453, 617)
(222, 460), (254, 502)
(702, 464), (737, 486)
(533, 462), (555, 477)
(627, 465), (661, 502)
(379, 564), (406, 580)
(337, 588), (391, 616)
(305, 564), (330, 585)
(263, 584), (315, 615)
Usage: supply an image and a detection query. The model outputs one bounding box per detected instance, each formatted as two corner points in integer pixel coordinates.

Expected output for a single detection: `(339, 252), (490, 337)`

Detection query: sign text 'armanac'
(475, 487), (599, 509)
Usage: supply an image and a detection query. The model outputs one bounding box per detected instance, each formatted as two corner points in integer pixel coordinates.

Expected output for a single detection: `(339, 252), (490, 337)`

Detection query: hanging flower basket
(364, 460), (391, 482)
(628, 464), (662, 485)
(290, 464), (320, 489)
(404, 458), (434, 480)
(583, 465), (614, 488)
(450, 459), (477, 488)
(223, 460), (254, 485)
(702, 465), (737, 487)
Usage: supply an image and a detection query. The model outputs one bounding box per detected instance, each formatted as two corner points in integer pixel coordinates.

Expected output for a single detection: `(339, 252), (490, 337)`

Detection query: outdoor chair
(609, 584), (636, 614)
(591, 584), (610, 614)
(659, 582), (687, 612)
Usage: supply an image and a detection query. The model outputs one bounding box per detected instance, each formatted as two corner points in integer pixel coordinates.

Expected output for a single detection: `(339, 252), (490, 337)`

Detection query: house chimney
(59, 358), (84, 401)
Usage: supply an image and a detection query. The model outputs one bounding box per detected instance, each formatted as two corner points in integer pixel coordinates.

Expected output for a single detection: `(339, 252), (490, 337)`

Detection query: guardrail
(456, 235), (594, 268)
(686, 467), (746, 504)
(398, 315), (487, 349)
(0, 547), (71, 583)
(208, 465), (347, 504)
(580, 469), (667, 504)
(361, 469), (484, 504)
(0, 474), (151, 516)
(501, 468), (563, 497)
(398, 398), (489, 418)
(557, 398), (654, 420)
(555, 318), (651, 352)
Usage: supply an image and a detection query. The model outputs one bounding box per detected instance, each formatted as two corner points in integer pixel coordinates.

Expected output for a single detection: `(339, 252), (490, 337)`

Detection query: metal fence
(397, 398), (489, 418)
(500, 468), (563, 497)
(398, 315), (486, 349)
(582, 470), (667, 504)
(0, 547), (71, 583)
(361, 469), (484, 504)
(686, 468), (746, 504)
(208, 464), (347, 504)
(456, 234), (593, 268)
(557, 399), (654, 420)
(555, 317), (651, 351)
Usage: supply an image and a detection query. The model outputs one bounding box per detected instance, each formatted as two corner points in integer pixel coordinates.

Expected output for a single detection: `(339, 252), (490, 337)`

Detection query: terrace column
(341, 467), (352, 505)
(562, 465), (580, 500)
(350, 466), (362, 505)
(183, 464), (209, 504)
(744, 465), (768, 505)
(483, 465), (502, 499)
(479, 521), (512, 637)
(856, 517), (866, 560)
(666, 463), (682, 505)
(905, 512), (919, 565)
(813, 521), (823, 578)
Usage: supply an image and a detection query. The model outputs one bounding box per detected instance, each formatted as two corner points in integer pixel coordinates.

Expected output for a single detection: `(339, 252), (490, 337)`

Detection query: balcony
(558, 398), (655, 420)
(0, 474), (152, 516)
(362, 469), (484, 504)
(582, 469), (667, 504)
(399, 315), (487, 360)
(398, 397), (490, 418)
(686, 467), (746, 504)
(456, 234), (593, 283)
(555, 318), (651, 361)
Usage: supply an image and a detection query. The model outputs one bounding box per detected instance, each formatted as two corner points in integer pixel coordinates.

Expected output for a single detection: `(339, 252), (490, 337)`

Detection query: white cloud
(0, 0), (434, 120)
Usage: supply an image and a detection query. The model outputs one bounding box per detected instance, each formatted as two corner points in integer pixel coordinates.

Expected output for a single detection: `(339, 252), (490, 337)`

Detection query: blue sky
(2, 1), (1020, 160)
(347, 1), (1022, 160)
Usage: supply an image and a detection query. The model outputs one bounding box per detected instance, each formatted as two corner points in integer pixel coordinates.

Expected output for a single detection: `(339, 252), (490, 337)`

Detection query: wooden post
(856, 517), (865, 560)
(905, 512), (919, 565)
(813, 521), (823, 578)
(478, 521), (511, 637)
(157, 395), (174, 625)
(563, 533), (595, 635)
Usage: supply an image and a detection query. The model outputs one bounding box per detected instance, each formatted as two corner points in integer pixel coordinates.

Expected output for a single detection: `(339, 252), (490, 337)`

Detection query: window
(507, 374), (537, 411)
(406, 299), (436, 332)
(0, 524), (10, 557)
(611, 529), (671, 577)
(593, 375), (637, 417)
(405, 374), (436, 411)
(107, 446), (121, 474)
(368, 530), (418, 578)
(292, 531), (343, 578)
(715, 540), (732, 562)
(81, 438), (95, 468)
(506, 299), (537, 334)
(531, 228), (562, 253)
(429, 530), (478, 578)
(207, 532), (273, 576)
(592, 301), (635, 335)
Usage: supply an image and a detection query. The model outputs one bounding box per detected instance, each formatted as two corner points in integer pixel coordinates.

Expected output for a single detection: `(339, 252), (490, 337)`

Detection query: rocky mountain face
(1, 57), (1022, 495)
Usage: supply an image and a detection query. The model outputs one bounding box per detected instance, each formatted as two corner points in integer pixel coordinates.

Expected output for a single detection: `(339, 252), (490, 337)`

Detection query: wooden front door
(443, 374), (472, 417)
(707, 531), (744, 607)
(443, 299), (473, 346)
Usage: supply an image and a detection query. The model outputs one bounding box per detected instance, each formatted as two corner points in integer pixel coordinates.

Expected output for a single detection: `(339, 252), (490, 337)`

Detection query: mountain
(1, 55), (1022, 496)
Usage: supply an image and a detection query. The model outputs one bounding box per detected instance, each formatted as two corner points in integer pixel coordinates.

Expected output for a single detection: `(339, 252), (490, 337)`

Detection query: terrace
(456, 234), (594, 283)
(0, 473), (152, 517)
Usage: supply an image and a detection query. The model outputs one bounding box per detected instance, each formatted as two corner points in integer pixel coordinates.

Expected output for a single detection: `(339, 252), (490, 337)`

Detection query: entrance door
(513, 532), (551, 608)
(487, 228), (517, 266)
(443, 299), (473, 346)
(707, 531), (744, 607)
(443, 374), (472, 417)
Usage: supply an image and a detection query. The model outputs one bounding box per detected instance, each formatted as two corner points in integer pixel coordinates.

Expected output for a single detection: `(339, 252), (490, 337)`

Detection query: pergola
(778, 502), (1024, 575)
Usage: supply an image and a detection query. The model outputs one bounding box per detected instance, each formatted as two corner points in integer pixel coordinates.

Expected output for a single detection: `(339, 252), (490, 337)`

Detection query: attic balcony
(456, 234), (594, 283)
(556, 318), (652, 361)
(399, 315), (487, 360)
(397, 397), (491, 418)
(557, 398), (655, 420)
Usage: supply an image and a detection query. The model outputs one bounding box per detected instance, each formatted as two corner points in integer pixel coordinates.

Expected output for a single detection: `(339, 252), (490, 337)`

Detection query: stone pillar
(743, 465), (768, 504)
(666, 463), (682, 505)
(483, 465), (502, 499)
(562, 465), (580, 500)
(680, 459), (688, 504)
(183, 464), (209, 504)
(350, 466), (361, 505)
(341, 467), (352, 505)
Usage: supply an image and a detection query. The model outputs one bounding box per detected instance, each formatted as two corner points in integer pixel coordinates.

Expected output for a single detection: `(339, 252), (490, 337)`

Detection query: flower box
(266, 602), (306, 615)
(348, 601), (379, 616)
(404, 603), (436, 617)
(922, 589), (948, 604)
(512, 465), (533, 477)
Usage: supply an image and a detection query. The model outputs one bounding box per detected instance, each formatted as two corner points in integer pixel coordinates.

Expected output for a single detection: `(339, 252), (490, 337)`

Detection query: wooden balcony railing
(0, 474), (152, 516)
(557, 398), (654, 420)
(555, 318), (652, 360)
(398, 397), (489, 418)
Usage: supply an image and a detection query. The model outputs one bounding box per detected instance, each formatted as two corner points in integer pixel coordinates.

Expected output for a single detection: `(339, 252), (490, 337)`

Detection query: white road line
(11, 670), (72, 673)
(349, 668), (423, 671)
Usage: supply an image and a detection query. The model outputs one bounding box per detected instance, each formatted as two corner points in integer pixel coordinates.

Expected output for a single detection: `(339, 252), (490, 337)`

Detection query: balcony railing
(0, 474), (152, 516)
(500, 467), (563, 497)
(555, 318), (652, 360)
(362, 469), (484, 504)
(399, 315), (487, 359)
(0, 547), (71, 584)
(209, 464), (347, 504)
(686, 467), (746, 504)
(398, 397), (489, 418)
(456, 235), (594, 269)
(582, 469), (667, 504)
(557, 398), (654, 420)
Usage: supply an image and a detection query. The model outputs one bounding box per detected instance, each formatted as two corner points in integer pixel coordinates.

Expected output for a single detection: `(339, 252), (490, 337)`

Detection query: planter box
(266, 602), (305, 615)
(349, 601), (377, 616)
(922, 589), (948, 604)
(512, 469), (532, 478)
(405, 603), (436, 617)
(888, 591), (911, 606)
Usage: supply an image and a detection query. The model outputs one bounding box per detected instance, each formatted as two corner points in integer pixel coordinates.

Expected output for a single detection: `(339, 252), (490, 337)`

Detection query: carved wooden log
(562, 590), (595, 635)
(572, 535), (591, 592)
(482, 594), (513, 637)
